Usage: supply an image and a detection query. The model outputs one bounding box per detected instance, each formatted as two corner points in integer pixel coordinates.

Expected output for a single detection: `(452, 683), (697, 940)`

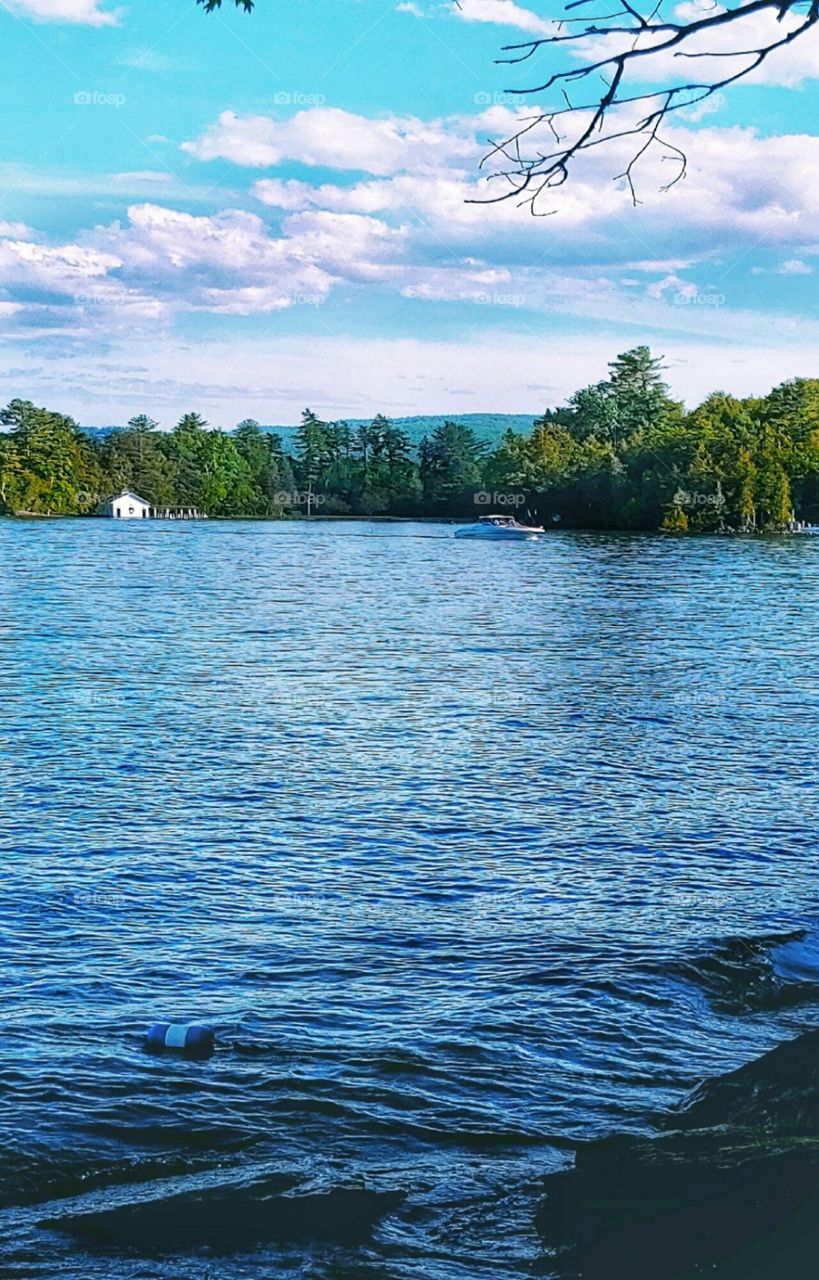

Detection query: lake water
(2, 518), (819, 1278)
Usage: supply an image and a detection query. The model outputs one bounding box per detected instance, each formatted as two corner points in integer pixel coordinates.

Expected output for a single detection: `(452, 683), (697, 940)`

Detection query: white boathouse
(99, 490), (203, 519)
(101, 490), (152, 519)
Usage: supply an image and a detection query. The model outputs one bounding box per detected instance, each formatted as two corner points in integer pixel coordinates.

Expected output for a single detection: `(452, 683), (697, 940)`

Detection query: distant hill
(81, 414), (538, 449)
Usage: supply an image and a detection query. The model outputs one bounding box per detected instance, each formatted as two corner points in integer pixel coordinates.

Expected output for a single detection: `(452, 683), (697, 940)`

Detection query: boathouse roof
(101, 489), (150, 505)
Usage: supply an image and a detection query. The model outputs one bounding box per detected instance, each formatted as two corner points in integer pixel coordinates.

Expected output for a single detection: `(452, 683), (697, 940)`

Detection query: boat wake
(670, 928), (819, 1014)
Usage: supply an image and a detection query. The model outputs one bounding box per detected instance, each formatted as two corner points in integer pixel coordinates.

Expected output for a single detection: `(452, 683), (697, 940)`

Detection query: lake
(2, 518), (819, 1278)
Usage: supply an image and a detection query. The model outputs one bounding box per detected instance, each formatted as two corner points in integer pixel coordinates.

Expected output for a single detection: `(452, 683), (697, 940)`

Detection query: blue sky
(1, 0), (819, 425)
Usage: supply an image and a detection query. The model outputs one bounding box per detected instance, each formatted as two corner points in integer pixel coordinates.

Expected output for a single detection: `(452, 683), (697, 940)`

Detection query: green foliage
(102, 417), (176, 506)
(0, 347), (814, 529)
(197, 0), (253, 11)
(232, 419), (293, 516)
(0, 400), (105, 515)
(355, 414), (419, 513)
(488, 350), (809, 533)
(662, 505), (689, 533)
(174, 411), (209, 434)
(419, 420), (486, 507)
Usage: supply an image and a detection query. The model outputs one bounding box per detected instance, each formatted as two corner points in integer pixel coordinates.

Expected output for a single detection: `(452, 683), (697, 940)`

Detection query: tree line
(2, 347), (819, 531)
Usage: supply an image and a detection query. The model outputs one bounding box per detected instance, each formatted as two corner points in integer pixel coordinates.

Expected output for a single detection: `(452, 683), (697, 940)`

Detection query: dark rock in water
(538, 1028), (819, 1279)
(41, 1177), (404, 1253)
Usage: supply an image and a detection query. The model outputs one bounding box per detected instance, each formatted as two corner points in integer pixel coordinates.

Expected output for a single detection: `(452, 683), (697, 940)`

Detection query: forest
(2, 347), (819, 532)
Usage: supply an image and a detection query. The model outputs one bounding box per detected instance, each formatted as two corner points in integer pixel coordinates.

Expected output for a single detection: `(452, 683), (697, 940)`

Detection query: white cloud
(0, 203), (410, 323)
(99, 204), (337, 312)
(678, 94), (726, 124)
(453, 0), (557, 38)
(0, 162), (234, 204)
(646, 273), (690, 301)
(398, 0), (819, 80)
(182, 103), (749, 238)
(182, 107), (476, 174)
(576, 2), (819, 91)
(241, 105), (819, 254)
(7, 102), (819, 392)
(6, 329), (819, 427)
(0, 220), (36, 240)
(399, 0), (558, 37)
(779, 258), (814, 275)
(1, 0), (119, 26)
(253, 173), (479, 218)
(0, 237), (122, 287)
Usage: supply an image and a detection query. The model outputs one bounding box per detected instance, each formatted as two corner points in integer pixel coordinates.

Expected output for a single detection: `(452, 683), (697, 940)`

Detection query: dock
(149, 506), (206, 519)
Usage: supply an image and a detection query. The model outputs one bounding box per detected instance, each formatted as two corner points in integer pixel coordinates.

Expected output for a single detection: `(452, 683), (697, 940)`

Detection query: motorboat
(454, 514), (544, 540)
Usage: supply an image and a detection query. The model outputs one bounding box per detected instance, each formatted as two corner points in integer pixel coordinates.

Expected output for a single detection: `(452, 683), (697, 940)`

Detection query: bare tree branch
(196, 0), (819, 213)
(473, 0), (819, 213)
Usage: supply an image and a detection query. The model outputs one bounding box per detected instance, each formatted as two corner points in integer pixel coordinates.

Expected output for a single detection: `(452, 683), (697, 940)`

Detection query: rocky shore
(538, 1027), (819, 1278)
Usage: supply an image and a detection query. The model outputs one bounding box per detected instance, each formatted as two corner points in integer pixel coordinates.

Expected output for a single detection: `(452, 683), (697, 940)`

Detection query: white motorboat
(454, 514), (544, 540)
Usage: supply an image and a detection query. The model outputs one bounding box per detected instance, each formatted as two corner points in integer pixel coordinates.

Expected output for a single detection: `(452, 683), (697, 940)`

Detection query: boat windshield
(479, 515), (516, 526)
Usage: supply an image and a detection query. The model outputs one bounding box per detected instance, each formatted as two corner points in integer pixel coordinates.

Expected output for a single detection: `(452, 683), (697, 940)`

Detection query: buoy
(144, 1023), (215, 1059)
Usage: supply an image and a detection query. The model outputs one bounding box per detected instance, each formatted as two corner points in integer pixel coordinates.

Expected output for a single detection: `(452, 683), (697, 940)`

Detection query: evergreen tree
(354, 414), (419, 513)
(232, 420), (291, 515)
(419, 421), (486, 511)
(103, 416), (175, 505)
(128, 414), (159, 434)
(174, 412), (209, 433)
(565, 346), (681, 450)
(0, 400), (104, 515)
(295, 409), (332, 515)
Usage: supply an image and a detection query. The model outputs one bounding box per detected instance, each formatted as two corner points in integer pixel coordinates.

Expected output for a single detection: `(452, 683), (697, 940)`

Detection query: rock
(537, 1028), (819, 1278)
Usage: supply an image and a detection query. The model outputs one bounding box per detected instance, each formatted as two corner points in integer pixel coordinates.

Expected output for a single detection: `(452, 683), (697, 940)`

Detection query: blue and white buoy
(144, 1022), (215, 1059)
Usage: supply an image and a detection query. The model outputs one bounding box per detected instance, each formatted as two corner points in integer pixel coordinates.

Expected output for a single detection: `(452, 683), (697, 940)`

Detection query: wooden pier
(149, 506), (205, 519)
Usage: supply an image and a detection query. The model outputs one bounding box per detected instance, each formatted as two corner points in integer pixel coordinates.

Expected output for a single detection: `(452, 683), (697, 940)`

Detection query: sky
(1, 0), (819, 426)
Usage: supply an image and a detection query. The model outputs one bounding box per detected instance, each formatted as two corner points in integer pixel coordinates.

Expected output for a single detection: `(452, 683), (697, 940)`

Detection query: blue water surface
(1, 518), (819, 1278)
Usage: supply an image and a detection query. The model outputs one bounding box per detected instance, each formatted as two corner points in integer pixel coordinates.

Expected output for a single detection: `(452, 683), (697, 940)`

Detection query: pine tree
(295, 409), (332, 515)
(419, 421), (486, 511)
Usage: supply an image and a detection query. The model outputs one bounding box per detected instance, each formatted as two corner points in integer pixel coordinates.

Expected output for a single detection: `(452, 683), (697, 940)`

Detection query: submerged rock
(42, 1177), (404, 1253)
(538, 1028), (819, 1278)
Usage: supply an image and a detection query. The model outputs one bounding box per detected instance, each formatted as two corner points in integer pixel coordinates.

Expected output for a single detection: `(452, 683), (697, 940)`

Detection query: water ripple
(2, 520), (819, 1277)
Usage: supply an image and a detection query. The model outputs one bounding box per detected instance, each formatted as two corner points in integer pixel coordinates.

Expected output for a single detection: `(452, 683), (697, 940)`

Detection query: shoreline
(1, 510), (813, 537)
